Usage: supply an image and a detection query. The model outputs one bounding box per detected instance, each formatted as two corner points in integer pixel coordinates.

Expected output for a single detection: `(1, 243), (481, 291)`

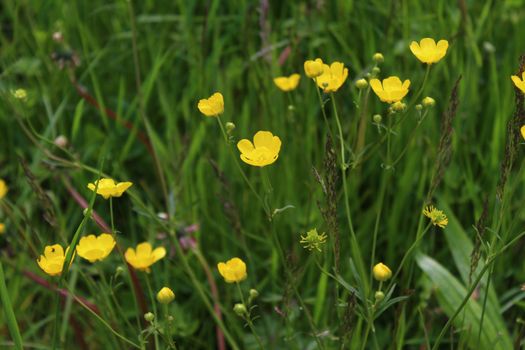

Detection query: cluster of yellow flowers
(36, 178), (166, 276)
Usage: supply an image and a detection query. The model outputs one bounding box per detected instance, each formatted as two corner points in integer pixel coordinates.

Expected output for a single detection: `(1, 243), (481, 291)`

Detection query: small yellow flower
(87, 178), (133, 199)
(511, 73), (525, 94)
(423, 205), (448, 228)
(372, 262), (392, 282)
(409, 38), (449, 64)
(316, 61), (349, 93)
(217, 257), (247, 283)
(12, 89), (27, 100)
(157, 287), (175, 304)
(237, 131), (281, 167)
(273, 74), (301, 92)
(370, 76), (410, 104)
(521, 125), (525, 141)
(37, 244), (73, 277)
(0, 179), (8, 199)
(0, 223), (5, 235)
(125, 242), (166, 272)
(300, 228), (327, 252)
(198, 92), (224, 117)
(76, 233), (116, 263)
(304, 58), (324, 78)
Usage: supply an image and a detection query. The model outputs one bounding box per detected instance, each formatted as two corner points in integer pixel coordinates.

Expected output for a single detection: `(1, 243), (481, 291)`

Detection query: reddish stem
(23, 270), (99, 315)
(69, 77), (154, 157)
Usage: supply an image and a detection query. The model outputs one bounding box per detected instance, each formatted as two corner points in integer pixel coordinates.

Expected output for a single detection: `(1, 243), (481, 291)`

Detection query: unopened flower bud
(422, 96), (435, 107)
(415, 104), (423, 111)
(288, 105), (295, 111)
(373, 52), (384, 63)
(355, 79), (368, 89)
(115, 266), (125, 275)
(371, 67), (381, 75)
(226, 122), (236, 134)
(233, 303), (247, 317)
(373, 114), (382, 124)
(144, 312), (155, 322)
(157, 287), (175, 304)
(13, 89), (27, 100)
(375, 291), (385, 302)
(373, 263), (392, 282)
(249, 289), (259, 300)
(392, 101), (406, 112)
(54, 135), (68, 148)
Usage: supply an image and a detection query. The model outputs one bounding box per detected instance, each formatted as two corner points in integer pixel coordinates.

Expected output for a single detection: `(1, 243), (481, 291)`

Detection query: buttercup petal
(253, 131), (275, 149)
(237, 139), (254, 154)
(152, 247), (166, 262)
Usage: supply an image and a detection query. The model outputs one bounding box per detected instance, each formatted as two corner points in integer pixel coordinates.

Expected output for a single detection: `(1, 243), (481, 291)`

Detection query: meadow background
(1, 0), (525, 349)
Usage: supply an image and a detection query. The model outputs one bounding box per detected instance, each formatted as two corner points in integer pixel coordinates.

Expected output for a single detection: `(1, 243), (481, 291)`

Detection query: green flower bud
(422, 96), (436, 107)
(373, 53), (384, 63)
(233, 303), (247, 317)
(375, 291), (385, 302)
(373, 114), (382, 124)
(355, 79), (368, 90)
(144, 312), (155, 322)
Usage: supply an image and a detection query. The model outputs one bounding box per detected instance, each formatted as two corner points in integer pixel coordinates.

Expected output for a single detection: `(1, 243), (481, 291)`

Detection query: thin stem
(313, 79), (334, 139)
(387, 223), (432, 291)
(145, 275), (160, 350)
(216, 116), (268, 217)
(0, 261), (23, 350)
(163, 304), (177, 349)
(330, 93), (369, 298)
(126, 0), (170, 214)
(235, 283), (264, 350)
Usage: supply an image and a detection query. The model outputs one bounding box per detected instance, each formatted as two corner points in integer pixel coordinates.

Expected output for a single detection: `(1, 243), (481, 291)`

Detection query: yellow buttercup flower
(76, 233), (116, 263)
(423, 205), (448, 228)
(237, 131), (281, 167)
(198, 92), (224, 117)
(316, 61), (349, 93)
(0, 179), (8, 199)
(372, 262), (392, 282)
(87, 178), (133, 199)
(370, 76), (410, 103)
(521, 125), (525, 140)
(37, 244), (73, 276)
(125, 242), (166, 272)
(157, 287), (175, 304)
(511, 73), (525, 94)
(304, 58), (324, 78)
(274, 74), (301, 92)
(0, 223), (5, 234)
(217, 257), (247, 283)
(409, 38), (449, 64)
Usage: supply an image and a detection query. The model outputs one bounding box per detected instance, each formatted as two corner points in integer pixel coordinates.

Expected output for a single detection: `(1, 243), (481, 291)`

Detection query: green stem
(145, 275), (160, 350)
(313, 79), (334, 139)
(216, 116), (269, 217)
(0, 260), (23, 349)
(387, 223), (432, 291)
(235, 283), (264, 350)
(163, 304), (177, 349)
(330, 93), (369, 299)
